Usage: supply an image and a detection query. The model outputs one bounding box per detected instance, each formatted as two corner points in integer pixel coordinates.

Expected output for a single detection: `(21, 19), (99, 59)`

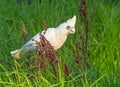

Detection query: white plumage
(11, 15), (76, 59)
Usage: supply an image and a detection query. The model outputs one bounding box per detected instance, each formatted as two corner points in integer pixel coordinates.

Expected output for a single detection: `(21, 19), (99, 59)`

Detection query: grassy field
(0, 0), (120, 87)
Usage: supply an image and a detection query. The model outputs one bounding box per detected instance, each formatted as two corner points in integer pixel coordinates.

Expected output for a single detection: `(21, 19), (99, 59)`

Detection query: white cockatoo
(11, 15), (76, 59)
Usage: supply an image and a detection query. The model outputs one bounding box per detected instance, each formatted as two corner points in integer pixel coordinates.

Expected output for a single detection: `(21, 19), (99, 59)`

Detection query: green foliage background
(0, 0), (120, 87)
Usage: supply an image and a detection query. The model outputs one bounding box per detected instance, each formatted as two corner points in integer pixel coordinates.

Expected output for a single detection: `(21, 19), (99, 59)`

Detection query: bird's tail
(10, 45), (37, 59)
(10, 49), (22, 59)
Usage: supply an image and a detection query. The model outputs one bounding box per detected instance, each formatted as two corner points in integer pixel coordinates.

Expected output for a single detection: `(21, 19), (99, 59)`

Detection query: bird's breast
(45, 35), (67, 50)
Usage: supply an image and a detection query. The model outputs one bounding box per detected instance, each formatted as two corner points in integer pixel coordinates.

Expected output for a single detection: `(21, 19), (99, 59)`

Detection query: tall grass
(0, 0), (120, 87)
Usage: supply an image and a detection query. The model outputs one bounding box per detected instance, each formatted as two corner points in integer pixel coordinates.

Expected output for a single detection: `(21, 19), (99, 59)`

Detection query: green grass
(0, 0), (120, 87)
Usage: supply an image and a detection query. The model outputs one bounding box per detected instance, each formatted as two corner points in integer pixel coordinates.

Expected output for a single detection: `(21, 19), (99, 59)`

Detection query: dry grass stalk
(75, 0), (90, 69)
(75, 41), (83, 69)
(63, 63), (70, 76)
(0, 58), (15, 67)
(21, 21), (32, 67)
(42, 18), (48, 34)
(22, 22), (28, 42)
(79, 0), (89, 68)
(35, 33), (58, 76)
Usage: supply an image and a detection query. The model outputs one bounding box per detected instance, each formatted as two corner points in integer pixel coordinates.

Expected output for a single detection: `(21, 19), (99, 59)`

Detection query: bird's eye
(66, 26), (70, 30)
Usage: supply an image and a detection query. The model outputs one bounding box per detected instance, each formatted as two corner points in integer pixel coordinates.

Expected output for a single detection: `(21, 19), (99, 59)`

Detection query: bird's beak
(70, 28), (75, 34)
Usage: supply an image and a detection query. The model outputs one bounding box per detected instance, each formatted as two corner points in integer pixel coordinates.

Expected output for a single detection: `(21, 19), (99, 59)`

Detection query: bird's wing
(11, 32), (41, 59)
(21, 28), (56, 49)
(22, 32), (41, 48)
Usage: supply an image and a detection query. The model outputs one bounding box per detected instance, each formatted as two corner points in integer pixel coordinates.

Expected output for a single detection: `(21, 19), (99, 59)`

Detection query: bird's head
(57, 15), (76, 35)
